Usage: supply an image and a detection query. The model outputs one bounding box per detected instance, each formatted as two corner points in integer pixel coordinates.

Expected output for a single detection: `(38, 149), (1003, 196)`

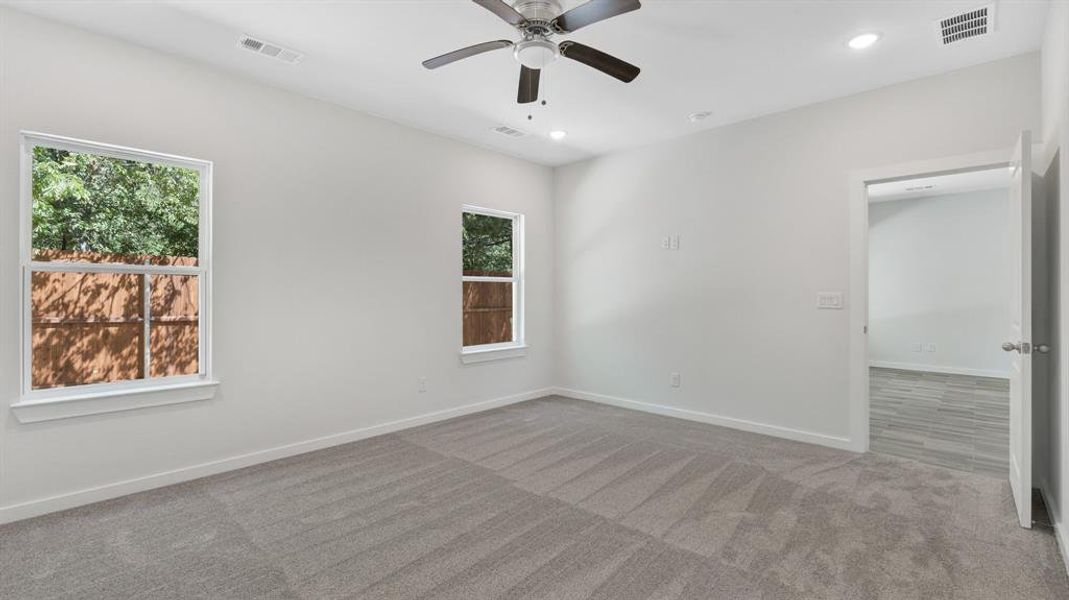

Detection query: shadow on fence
(31, 250), (199, 389)
(463, 271), (512, 347)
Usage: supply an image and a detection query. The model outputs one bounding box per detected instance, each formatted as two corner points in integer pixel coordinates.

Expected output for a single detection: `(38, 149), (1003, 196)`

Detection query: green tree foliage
(463, 212), (513, 275)
(32, 147), (199, 258)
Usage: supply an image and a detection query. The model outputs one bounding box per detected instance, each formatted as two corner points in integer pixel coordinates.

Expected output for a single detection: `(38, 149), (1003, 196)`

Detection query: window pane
(31, 271), (144, 389)
(463, 281), (513, 346)
(463, 212), (512, 277)
(150, 274), (199, 378)
(31, 146), (200, 266)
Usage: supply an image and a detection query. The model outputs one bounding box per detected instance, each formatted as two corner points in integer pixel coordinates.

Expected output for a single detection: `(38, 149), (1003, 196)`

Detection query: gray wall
(555, 53), (1040, 449)
(0, 9), (556, 518)
(868, 189), (1011, 378)
(1041, 0), (1069, 563)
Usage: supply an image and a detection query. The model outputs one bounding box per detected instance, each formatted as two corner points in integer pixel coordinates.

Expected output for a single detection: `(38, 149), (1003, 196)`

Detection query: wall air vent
(237, 34), (304, 64)
(937, 5), (995, 45)
(491, 125), (528, 139)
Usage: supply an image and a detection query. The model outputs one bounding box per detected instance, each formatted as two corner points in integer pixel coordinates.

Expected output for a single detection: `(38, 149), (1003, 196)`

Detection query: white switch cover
(670, 234), (680, 251)
(418, 377), (427, 393)
(926, 343), (937, 353)
(661, 236), (671, 250)
(670, 372), (681, 388)
(911, 343), (923, 353)
(816, 292), (844, 309)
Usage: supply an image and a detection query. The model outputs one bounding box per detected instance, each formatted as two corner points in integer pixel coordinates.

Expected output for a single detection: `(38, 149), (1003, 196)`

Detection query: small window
(462, 206), (524, 352)
(20, 133), (212, 399)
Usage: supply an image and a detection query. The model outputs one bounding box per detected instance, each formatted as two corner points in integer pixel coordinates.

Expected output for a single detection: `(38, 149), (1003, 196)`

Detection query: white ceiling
(6, 0), (1051, 166)
(868, 167), (1010, 202)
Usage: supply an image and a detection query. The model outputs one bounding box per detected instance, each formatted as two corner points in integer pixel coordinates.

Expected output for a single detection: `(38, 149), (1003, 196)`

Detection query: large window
(462, 206), (524, 359)
(18, 132), (213, 408)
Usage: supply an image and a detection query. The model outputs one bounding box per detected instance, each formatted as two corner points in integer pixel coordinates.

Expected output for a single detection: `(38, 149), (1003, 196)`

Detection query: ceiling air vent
(491, 125), (528, 139)
(937, 5), (995, 45)
(237, 34), (304, 64)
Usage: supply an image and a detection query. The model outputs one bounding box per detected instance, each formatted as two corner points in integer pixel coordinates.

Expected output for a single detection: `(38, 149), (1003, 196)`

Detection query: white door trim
(847, 148), (1013, 453)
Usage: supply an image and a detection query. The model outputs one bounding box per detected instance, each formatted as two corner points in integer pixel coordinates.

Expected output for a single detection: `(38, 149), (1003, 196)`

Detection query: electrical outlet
(418, 377), (427, 393)
(926, 343), (937, 353)
(670, 372), (681, 388)
(911, 343), (923, 353)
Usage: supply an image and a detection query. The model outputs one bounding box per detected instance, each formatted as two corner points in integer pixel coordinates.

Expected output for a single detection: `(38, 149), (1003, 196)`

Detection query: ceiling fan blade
(554, 0), (640, 33)
(559, 41), (640, 82)
(422, 40), (513, 69)
(473, 0), (528, 27)
(518, 66), (540, 104)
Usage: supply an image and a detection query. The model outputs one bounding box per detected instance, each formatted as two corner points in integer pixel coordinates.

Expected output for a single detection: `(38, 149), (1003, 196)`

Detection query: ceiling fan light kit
(422, 0), (642, 104)
(514, 39), (558, 69)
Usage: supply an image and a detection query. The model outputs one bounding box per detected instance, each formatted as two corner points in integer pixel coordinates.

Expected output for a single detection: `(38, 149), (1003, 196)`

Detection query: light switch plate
(670, 234), (680, 251)
(661, 236), (671, 250)
(816, 292), (844, 310)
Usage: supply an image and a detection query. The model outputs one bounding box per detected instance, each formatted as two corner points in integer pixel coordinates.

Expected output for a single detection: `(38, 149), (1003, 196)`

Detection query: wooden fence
(33, 256), (505, 387)
(31, 250), (198, 389)
(463, 271), (513, 347)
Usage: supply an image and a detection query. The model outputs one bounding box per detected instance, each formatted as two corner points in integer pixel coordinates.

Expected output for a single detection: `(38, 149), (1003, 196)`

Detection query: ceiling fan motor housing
(512, 0), (562, 24)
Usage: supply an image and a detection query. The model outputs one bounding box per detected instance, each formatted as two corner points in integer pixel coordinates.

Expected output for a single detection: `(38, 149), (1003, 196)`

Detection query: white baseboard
(552, 387), (855, 452)
(869, 360), (1009, 379)
(0, 387), (554, 525)
(1040, 485), (1069, 577)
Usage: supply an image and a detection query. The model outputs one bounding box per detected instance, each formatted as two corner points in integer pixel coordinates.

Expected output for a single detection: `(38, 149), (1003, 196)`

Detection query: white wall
(1040, 0), (1069, 570)
(554, 53), (1040, 449)
(0, 9), (555, 520)
(868, 190), (1011, 378)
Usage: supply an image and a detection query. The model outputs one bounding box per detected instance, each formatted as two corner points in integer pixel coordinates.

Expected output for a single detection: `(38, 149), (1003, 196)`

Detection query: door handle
(1003, 342), (1045, 354)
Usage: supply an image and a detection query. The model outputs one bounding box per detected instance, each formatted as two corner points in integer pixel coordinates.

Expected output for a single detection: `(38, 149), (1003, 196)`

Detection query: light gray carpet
(871, 367), (1010, 476)
(1, 396), (1066, 599)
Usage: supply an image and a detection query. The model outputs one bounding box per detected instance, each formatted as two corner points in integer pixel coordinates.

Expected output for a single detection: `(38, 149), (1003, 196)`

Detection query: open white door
(1005, 130), (1032, 529)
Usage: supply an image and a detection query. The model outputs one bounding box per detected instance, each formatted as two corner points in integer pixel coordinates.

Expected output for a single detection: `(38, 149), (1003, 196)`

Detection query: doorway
(866, 168), (1012, 476)
(848, 136), (1045, 529)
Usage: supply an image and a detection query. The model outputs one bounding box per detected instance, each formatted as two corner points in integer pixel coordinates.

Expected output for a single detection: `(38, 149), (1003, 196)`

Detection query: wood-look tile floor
(870, 367), (1009, 477)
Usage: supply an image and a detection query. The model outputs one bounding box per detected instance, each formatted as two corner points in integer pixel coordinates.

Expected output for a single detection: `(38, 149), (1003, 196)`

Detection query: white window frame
(11, 132), (217, 423)
(461, 205), (527, 364)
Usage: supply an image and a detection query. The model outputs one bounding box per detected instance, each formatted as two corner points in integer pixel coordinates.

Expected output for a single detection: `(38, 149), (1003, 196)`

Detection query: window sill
(461, 344), (529, 364)
(11, 380), (219, 423)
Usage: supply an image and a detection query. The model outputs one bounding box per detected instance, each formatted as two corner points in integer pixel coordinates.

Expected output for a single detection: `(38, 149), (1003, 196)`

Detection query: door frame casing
(847, 148), (1016, 453)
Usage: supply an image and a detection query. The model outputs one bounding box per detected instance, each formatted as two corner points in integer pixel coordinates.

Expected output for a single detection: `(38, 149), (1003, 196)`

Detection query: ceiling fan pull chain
(543, 67), (549, 106)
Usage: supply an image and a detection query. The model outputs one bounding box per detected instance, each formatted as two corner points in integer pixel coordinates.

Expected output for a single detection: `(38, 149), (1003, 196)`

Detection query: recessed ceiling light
(847, 32), (881, 50)
(688, 111), (713, 123)
(549, 130), (567, 141)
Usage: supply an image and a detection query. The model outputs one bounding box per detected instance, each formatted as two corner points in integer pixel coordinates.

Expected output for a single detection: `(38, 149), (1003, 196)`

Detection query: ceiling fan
(422, 0), (641, 104)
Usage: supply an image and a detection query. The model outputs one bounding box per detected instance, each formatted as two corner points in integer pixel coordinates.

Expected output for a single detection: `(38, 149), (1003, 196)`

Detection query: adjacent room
(867, 169), (1013, 476)
(2, 1), (1069, 598)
